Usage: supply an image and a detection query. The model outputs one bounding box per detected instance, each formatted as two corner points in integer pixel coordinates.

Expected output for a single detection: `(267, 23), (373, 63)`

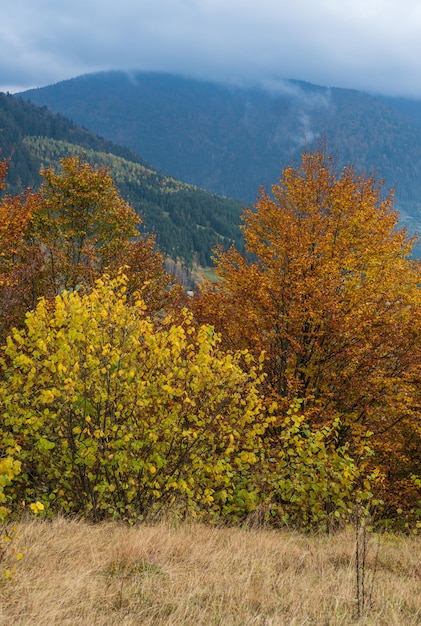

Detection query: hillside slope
(20, 72), (421, 229)
(0, 92), (244, 265)
(24, 72), (334, 200)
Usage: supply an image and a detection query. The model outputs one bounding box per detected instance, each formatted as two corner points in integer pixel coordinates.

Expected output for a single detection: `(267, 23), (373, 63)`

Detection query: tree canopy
(0, 156), (180, 341)
(1, 150), (420, 527)
(193, 151), (421, 515)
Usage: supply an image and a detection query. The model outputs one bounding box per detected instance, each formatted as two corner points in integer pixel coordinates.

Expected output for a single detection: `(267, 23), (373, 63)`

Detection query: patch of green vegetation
(0, 93), (245, 266)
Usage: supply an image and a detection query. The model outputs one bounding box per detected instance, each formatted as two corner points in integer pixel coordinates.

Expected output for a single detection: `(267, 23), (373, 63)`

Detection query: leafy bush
(256, 401), (379, 530)
(0, 273), (267, 522)
(0, 456), (21, 522)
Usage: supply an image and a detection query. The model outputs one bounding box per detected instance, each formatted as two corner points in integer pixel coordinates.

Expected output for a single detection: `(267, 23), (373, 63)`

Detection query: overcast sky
(2, 0), (421, 98)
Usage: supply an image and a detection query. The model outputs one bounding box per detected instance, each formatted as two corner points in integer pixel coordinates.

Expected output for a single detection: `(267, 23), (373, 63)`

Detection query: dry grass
(0, 518), (420, 625)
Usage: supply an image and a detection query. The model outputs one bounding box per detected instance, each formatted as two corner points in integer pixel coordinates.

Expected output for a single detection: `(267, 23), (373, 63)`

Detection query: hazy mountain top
(20, 71), (421, 256)
(20, 71), (421, 202)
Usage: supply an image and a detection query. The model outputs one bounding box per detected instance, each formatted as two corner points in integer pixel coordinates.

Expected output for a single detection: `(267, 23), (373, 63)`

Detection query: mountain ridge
(19, 70), (421, 253)
(0, 91), (244, 265)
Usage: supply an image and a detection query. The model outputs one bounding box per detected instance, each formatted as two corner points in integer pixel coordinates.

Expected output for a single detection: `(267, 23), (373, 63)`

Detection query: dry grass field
(0, 518), (420, 625)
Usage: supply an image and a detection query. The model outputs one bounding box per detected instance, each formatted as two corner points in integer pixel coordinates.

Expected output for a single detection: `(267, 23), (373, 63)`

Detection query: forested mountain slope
(0, 92), (244, 265)
(20, 71), (421, 242)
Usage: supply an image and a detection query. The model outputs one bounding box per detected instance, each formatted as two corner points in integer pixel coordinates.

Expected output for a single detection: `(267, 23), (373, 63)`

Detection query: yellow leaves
(39, 390), (56, 404)
(181, 429), (198, 440)
(29, 501), (45, 514)
(0, 457), (21, 483)
(362, 479), (372, 492)
(57, 362), (67, 375)
(36, 338), (48, 353)
(201, 490), (214, 504)
(239, 451), (257, 465)
(14, 353), (33, 369)
(0, 272), (269, 522)
(162, 383), (175, 396)
(134, 298), (147, 311)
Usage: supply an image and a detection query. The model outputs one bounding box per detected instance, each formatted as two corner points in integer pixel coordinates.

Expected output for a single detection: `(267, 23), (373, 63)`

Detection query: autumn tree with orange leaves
(0, 160), (44, 338)
(193, 151), (421, 518)
(0, 156), (180, 341)
(31, 157), (179, 305)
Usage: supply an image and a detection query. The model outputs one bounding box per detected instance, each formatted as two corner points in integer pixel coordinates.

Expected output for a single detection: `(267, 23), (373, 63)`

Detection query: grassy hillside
(1, 519), (420, 625)
(0, 92), (244, 265)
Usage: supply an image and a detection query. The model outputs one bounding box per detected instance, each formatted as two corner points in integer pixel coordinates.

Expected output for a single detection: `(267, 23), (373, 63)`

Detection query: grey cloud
(2, 0), (421, 97)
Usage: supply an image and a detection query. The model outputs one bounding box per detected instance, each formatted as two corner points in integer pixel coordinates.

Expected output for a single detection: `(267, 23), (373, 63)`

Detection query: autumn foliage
(0, 273), (375, 527)
(0, 162), (43, 338)
(0, 274), (269, 522)
(193, 151), (421, 518)
(0, 151), (420, 529)
(0, 156), (179, 341)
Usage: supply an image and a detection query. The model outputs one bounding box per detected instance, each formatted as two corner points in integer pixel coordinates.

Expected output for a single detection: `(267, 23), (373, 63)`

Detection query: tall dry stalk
(353, 502), (380, 619)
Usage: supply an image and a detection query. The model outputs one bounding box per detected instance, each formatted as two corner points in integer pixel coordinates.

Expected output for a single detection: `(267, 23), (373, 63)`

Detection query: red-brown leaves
(0, 156), (179, 341)
(193, 151), (421, 514)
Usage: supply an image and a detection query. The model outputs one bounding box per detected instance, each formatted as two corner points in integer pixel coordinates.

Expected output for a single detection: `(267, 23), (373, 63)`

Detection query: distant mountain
(19, 71), (421, 246)
(0, 92), (244, 265)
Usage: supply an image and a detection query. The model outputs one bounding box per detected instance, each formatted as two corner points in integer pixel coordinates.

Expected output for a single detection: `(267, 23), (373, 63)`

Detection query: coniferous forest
(0, 92), (244, 266)
(20, 71), (421, 244)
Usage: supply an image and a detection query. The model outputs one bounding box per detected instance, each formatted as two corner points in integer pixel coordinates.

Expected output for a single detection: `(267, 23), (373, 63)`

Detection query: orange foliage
(0, 162), (35, 278)
(31, 157), (142, 290)
(0, 160), (45, 338)
(0, 157), (180, 341)
(193, 151), (421, 515)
